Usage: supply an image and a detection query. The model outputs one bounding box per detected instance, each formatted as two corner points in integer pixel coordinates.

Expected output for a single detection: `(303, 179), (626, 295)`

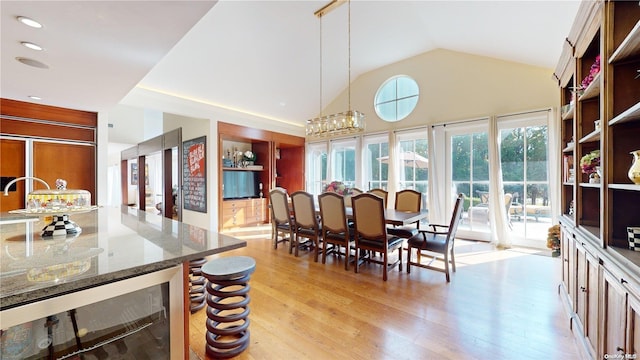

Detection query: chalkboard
(182, 136), (207, 213)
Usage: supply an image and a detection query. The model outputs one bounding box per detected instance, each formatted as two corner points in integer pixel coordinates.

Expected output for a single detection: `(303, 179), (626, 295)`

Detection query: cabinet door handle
(617, 346), (625, 353)
(621, 278), (628, 284)
(580, 286), (587, 292)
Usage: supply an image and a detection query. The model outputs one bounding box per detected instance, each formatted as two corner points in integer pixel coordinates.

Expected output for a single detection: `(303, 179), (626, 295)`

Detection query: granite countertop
(0, 206), (246, 309)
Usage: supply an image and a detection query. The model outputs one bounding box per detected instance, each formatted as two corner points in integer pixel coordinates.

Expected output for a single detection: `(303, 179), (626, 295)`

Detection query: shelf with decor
(222, 167), (264, 171)
(578, 128), (600, 143)
(578, 72), (601, 101)
(561, 102), (575, 120)
(609, 102), (640, 125)
(217, 122), (305, 232)
(605, 1), (640, 260)
(556, 2), (640, 359)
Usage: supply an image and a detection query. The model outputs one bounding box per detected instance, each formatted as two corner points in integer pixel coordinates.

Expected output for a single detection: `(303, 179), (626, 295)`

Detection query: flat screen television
(222, 170), (260, 199)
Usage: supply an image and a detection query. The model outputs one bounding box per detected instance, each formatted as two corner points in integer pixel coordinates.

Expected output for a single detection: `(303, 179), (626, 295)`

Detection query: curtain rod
(431, 116), (490, 128)
(431, 108), (552, 128)
(393, 125), (428, 134)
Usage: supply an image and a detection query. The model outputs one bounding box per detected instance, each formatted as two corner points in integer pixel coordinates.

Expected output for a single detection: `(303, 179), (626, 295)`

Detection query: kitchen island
(0, 206), (246, 359)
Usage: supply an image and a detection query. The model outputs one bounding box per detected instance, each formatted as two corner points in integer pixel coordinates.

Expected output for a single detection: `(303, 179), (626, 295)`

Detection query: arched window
(374, 75), (419, 122)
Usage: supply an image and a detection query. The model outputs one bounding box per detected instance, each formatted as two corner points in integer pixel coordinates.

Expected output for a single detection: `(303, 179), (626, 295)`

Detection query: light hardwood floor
(189, 228), (579, 360)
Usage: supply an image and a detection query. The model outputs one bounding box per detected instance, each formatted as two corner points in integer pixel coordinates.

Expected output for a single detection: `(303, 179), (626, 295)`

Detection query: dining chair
(387, 189), (422, 239)
(367, 188), (388, 208)
(504, 193), (513, 230)
(290, 191), (322, 261)
(269, 188), (294, 253)
(342, 187), (362, 208)
(351, 193), (403, 281)
(318, 192), (355, 270)
(406, 193), (464, 282)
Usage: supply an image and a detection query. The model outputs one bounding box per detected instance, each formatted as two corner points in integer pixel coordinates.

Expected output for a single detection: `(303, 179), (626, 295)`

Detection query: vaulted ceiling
(2, 1), (580, 125)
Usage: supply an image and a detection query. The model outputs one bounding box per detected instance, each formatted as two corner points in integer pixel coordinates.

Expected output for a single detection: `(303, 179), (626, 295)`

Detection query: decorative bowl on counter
(8, 179), (97, 237)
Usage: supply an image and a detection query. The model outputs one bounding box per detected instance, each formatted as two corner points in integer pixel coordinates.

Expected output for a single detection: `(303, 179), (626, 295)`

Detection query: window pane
(397, 97), (418, 120)
(451, 135), (471, 181)
(376, 80), (396, 103)
(500, 128), (524, 182)
(472, 133), (489, 181)
(397, 77), (419, 98)
(376, 102), (396, 121)
(526, 126), (548, 181)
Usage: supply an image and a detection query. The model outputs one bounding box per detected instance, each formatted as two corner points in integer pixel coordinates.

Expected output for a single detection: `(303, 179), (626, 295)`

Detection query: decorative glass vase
(629, 150), (640, 185)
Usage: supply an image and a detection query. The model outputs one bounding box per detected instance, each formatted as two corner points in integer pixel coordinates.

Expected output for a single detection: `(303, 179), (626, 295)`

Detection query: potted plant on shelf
(580, 150), (600, 183)
(243, 151), (256, 166)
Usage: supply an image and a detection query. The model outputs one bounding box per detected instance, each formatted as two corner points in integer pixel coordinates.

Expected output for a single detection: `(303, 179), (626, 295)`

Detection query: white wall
(323, 48), (560, 131)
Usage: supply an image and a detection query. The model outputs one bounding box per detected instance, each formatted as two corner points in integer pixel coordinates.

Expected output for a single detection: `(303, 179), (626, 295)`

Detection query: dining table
(319, 206), (429, 226)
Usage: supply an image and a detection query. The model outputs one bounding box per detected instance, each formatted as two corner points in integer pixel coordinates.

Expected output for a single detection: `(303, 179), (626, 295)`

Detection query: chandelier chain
(348, 0), (351, 111)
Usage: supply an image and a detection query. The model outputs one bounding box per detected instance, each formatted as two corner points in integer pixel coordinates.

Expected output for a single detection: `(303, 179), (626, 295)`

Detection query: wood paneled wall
(0, 98), (97, 210)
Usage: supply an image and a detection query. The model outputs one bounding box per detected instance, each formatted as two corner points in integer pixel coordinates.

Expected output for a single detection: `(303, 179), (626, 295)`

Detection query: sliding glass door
(498, 113), (550, 248)
(446, 120), (491, 241)
(443, 113), (551, 247)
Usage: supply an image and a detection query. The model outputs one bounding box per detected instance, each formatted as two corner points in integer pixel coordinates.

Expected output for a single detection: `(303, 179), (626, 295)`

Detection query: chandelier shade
(307, 0), (364, 138)
(306, 110), (364, 137)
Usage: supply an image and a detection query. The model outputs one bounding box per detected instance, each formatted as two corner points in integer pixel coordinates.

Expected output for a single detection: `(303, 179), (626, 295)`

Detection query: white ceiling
(2, 0), (581, 126)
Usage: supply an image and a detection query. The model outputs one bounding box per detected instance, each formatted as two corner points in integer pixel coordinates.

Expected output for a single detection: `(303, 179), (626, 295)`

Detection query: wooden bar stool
(202, 256), (256, 358)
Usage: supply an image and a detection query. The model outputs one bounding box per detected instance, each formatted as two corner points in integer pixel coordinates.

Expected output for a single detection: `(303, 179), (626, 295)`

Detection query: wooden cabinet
(575, 240), (599, 358)
(560, 222), (576, 311)
(0, 99), (97, 212)
(217, 122), (304, 232)
(221, 198), (266, 230)
(556, 2), (640, 359)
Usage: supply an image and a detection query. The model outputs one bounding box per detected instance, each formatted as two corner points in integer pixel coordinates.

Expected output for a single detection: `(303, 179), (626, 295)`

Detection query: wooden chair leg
(444, 250), (450, 282)
(322, 239), (328, 264)
(272, 225), (277, 249)
(383, 250), (388, 281)
(289, 230), (294, 254)
(406, 246), (412, 273)
(314, 238), (320, 262)
(450, 247), (456, 272)
(344, 244), (350, 271)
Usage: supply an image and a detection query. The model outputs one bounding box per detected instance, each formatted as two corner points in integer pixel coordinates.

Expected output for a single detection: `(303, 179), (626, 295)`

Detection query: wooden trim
(218, 121), (270, 142)
(182, 262), (190, 359)
(0, 118), (96, 143)
(0, 98), (97, 127)
(121, 160), (129, 206)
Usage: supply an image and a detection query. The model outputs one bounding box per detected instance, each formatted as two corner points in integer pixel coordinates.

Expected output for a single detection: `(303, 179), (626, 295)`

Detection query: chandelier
(306, 0), (365, 138)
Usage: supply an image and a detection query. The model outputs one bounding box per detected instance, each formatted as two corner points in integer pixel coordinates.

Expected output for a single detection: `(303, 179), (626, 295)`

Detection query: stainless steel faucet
(3, 176), (51, 196)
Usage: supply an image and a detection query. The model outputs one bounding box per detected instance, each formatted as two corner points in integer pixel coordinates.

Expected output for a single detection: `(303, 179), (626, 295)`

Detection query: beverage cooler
(0, 266), (184, 359)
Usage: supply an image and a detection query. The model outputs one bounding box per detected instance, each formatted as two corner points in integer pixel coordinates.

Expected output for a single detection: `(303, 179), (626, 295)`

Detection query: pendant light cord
(348, 0), (351, 112)
(319, 16), (323, 118)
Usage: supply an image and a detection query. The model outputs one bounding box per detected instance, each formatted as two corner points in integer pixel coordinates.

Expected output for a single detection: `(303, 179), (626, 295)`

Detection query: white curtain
(547, 108), (561, 223)
(386, 131), (399, 208)
(429, 125), (447, 225)
(487, 116), (511, 248)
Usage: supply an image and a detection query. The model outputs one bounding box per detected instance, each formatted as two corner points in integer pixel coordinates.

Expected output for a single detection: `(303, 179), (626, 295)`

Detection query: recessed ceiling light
(16, 57), (49, 69)
(29, 96), (42, 100)
(21, 41), (43, 51)
(17, 16), (43, 28)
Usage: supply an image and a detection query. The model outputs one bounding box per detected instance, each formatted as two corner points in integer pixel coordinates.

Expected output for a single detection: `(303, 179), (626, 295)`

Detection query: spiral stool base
(189, 258), (207, 313)
(202, 256), (256, 359)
